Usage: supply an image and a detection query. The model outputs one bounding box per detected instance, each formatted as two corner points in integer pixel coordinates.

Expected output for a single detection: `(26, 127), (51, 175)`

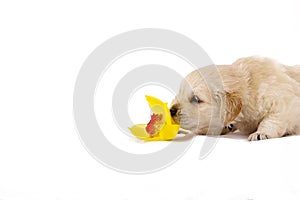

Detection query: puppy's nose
(170, 107), (178, 117)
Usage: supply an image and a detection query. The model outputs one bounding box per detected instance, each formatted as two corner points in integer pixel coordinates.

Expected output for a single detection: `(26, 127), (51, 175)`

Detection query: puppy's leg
(248, 116), (287, 141)
(221, 124), (237, 135)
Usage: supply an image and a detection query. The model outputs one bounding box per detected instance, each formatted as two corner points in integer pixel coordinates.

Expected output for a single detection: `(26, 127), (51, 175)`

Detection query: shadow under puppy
(170, 56), (300, 141)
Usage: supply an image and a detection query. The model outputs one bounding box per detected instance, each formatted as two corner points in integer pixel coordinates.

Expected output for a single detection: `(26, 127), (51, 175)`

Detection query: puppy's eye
(191, 95), (202, 104)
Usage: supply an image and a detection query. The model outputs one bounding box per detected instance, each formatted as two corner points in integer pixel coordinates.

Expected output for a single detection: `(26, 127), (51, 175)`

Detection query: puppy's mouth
(171, 114), (180, 124)
(175, 113), (197, 131)
(173, 113), (212, 135)
(170, 106), (209, 135)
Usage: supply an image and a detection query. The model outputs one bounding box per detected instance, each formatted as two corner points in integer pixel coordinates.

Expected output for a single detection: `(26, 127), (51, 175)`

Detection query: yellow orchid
(129, 95), (180, 141)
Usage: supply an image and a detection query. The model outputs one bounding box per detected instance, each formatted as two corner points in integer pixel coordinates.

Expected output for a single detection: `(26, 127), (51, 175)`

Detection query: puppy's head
(170, 67), (242, 135)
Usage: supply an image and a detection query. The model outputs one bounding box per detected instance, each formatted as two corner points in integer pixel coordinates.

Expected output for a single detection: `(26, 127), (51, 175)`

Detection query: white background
(1, 0), (300, 200)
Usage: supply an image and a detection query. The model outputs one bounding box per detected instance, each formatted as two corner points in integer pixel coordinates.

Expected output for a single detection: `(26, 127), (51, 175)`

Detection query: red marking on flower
(146, 114), (164, 137)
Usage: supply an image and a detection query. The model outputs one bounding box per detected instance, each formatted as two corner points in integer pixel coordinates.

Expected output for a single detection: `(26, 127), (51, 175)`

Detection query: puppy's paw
(221, 124), (235, 135)
(248, 132), (269, 141)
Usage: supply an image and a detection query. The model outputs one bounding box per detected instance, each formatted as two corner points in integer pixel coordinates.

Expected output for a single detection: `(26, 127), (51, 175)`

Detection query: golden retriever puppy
(170, 56), (300, 141)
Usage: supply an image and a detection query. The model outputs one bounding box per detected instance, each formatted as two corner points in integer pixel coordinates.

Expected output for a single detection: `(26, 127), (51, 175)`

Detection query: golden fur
(171, 56), (300, 141)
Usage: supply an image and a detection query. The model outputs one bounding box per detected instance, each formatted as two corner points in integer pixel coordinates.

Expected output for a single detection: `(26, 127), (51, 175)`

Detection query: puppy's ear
(224, 92), (242, 125)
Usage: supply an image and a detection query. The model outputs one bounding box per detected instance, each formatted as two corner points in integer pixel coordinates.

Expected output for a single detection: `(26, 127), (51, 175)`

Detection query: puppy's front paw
(248, 132), (269, 141)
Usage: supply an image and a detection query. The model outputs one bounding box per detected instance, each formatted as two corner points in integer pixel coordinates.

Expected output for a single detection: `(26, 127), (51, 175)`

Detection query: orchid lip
(129, 95), (180, 141)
